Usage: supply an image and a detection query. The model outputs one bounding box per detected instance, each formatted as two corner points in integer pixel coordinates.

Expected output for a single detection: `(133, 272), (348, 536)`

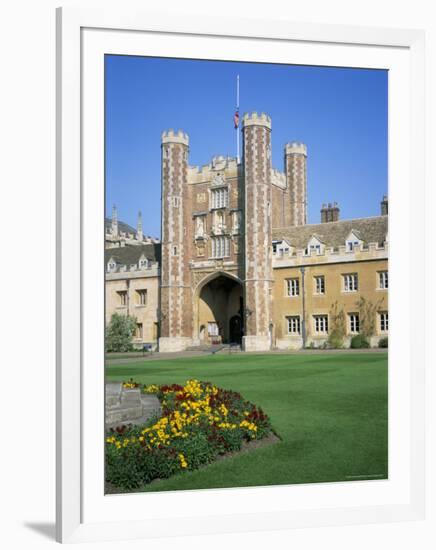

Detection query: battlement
(187, 156), (239, 183)
(161, 129), (189, 146)
(285, 142), (307, 156)
(271, 168), (286, 189)
(273, 240), (388, 268)
(242, 112), (272, 129)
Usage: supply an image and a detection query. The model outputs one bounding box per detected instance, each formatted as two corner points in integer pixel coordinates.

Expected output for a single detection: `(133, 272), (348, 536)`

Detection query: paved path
(106, 347), (387, 365)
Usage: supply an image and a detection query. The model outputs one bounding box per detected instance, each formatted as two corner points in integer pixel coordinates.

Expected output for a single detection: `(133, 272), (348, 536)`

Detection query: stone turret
(285, 141), (307, 226)
(159, 130), (192, 352)
(111, 204), (118, 237)
(137, 211), (143, 241)
(242, 112), (273, 351)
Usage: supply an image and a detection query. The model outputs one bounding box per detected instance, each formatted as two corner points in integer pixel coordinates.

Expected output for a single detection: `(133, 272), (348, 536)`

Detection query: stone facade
(105, 244), (160, 348)
(105, 111), (388, 352)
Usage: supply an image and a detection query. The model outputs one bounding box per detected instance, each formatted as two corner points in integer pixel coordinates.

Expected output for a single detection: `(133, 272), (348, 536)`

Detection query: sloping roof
(104, 218), (137, 236)
(272, 216), (388, 249)
(105, 243), (161, 265)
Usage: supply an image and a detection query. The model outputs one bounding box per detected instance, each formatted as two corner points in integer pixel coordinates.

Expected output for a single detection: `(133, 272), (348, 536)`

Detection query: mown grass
(105, 352), (388, 492)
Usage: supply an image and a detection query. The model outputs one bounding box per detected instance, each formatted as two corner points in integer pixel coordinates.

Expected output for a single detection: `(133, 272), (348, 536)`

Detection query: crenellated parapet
(285, 142), (307, 156)
(187, 156), (239, 184)
(161, 129), (189, 146)
(272, 241), (388, 268)
(242, 112), (272, 129)
(271, 168), (286, 189)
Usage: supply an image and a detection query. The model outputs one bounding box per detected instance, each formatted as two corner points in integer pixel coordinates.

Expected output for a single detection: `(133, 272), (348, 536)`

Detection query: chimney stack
(381, 195), (388, 216)
(321, 202), (340, 223)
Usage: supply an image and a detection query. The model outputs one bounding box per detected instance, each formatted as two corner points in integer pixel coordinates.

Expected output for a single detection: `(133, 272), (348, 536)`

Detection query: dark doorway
(229, 315), (243, 344)
(198, 274), (243, 344)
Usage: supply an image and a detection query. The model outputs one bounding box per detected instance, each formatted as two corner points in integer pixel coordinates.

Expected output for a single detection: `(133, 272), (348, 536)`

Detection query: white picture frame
(56, 6), (426, 543)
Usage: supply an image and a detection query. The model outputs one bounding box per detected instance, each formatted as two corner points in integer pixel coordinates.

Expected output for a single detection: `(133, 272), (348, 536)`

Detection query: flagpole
(236, 74), (240, 164)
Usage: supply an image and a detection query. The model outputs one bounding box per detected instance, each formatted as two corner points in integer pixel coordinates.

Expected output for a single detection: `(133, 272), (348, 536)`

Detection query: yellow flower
(178, 453), (188, 468)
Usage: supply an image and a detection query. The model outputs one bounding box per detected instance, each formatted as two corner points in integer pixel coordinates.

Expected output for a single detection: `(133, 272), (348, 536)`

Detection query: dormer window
(107, 258), (116, 272)
(276, 240), (291, 258)
(273, 239), (292, 257)
(138, 255), (148, 269)
(346, 231), (362, 252)
(306, 236), (324, 255)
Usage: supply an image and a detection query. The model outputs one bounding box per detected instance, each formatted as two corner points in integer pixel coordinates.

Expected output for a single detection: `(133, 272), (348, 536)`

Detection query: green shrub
(327, 301), (346, 348)
(350, 335), (370, 349)
(105, 313), (137, 352)
(379, 337), (388, 348)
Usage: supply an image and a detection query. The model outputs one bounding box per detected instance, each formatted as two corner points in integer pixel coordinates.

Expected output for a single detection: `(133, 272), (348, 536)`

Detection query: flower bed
(122, 378), (140, 389)
(106, 379), (275, 490)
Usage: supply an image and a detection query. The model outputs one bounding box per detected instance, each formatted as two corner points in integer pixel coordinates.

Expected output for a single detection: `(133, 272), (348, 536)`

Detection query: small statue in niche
(233, 210), (241, 233)
(196, 216), (205, 237)
(216, 211), (224, 230)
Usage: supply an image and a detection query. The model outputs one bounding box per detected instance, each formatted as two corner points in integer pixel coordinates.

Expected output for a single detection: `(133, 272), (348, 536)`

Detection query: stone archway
(194, 272), (243, 345)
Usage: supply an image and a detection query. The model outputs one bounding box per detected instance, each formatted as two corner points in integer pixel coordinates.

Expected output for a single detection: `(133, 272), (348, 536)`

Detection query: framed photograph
(56, 6), (426, 543)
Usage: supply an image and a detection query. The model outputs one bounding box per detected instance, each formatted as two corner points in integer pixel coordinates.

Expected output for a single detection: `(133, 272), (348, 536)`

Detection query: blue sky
(105, 55), (387, 237)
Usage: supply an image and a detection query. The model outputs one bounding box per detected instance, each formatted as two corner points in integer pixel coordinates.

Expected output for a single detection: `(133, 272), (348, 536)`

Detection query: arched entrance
(195, 272), (244, 345)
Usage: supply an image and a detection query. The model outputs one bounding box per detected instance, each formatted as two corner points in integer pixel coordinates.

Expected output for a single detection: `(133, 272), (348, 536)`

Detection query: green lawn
(105, 352), (388, 492)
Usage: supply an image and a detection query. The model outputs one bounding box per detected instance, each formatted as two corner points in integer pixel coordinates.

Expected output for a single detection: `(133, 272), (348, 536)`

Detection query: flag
(233, 110), (239, 129)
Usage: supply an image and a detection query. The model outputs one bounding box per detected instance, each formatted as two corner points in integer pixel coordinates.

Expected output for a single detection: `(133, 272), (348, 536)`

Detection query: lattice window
(314, 275), (325, 295)
(287, 316), (301, 334)
(348, 313), (360, 334)
(313, 315), (328, 334)
(378, 271), (388, 289)
(343, 273), (358, 292)
(211, 188), (228, 209)
(286, 278), (300, 297)
(211, 236), (230, 258)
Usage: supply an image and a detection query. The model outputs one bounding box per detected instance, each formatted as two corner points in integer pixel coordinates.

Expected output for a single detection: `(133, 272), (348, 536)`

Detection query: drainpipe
(300, 266), (307, 348)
